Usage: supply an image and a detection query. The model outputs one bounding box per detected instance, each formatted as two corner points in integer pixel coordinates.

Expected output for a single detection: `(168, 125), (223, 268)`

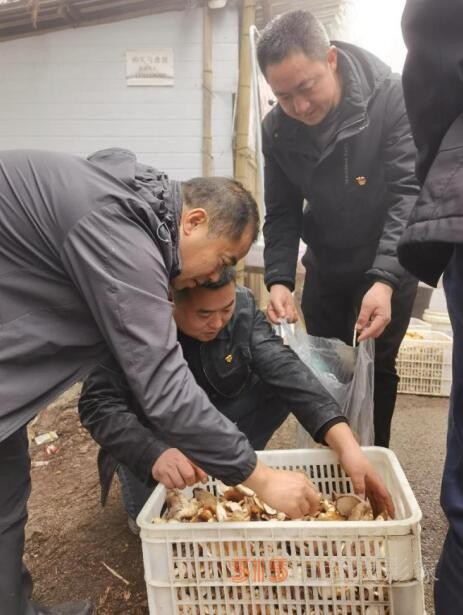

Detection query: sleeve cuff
(314, 416), (349, 445)
(264, 277), (295, 293)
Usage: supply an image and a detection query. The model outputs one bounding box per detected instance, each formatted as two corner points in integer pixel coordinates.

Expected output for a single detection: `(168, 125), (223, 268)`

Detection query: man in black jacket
(257, 10), (419, 448)
(78, 268), (393, 524)
(399, 1), (463, 613)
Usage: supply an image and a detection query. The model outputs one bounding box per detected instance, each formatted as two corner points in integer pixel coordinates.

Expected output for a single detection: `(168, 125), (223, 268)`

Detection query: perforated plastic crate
(397, 330), (452, 396)
(407, 318), (432, 331)
(137, 448), (424, 615)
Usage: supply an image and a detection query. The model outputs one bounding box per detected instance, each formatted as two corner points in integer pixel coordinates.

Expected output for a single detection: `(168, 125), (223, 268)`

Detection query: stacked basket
(396, 328), (452, 396)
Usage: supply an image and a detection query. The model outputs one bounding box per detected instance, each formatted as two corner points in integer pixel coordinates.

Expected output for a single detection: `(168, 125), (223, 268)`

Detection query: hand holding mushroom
(324, 422), (394, 518)
(152, 447), (208, 489)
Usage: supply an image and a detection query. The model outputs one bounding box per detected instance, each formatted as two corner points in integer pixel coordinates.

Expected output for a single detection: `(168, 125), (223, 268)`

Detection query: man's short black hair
(257, 9), (330, 75)
(173, 267), (236, 303)
(181, 177), (259, 243)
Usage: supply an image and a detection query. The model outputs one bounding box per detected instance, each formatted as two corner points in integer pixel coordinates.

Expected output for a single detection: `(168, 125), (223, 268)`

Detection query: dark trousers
(118, 384), (290, 519)
(435, 245), (463, 615)
(0, 426), (35, 615)
(302, 272), (418, 447)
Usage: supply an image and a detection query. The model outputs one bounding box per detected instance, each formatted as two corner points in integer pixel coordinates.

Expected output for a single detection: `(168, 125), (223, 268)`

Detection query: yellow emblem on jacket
(225, 354), (233, 363)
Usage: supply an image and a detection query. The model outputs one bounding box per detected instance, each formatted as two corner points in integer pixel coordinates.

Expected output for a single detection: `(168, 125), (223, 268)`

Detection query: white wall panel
(0, 6), (238, 180)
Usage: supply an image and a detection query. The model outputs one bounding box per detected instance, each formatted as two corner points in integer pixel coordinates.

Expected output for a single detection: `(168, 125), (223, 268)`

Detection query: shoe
(127, 515), (140, 535)
(32, 599), (94, 615)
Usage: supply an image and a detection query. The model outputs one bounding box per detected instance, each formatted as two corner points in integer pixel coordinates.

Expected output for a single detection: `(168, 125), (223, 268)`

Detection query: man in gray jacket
(0, 148), (317, 615)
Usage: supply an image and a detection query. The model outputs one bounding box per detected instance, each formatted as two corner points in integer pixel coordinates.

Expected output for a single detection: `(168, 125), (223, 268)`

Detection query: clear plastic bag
(279, 321), (375, 446)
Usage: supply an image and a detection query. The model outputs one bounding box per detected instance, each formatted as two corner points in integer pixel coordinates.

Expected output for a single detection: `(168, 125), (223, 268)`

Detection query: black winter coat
(263, 41), (419, 291)
(78, 287), (344, 501)
(398, 0), (463, 286)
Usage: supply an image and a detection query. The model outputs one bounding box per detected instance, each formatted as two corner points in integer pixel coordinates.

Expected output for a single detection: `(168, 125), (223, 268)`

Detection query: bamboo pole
(202, 3), (213, 176)
(234, 0), (256, 284)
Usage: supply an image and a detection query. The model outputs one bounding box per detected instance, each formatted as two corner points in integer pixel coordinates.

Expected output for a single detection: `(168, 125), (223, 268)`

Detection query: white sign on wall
(126, 49), (174, 86)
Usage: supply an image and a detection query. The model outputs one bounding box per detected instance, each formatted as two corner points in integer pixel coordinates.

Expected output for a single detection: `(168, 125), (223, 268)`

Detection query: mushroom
(235, 483), (255, 497)
(165, 490), (199, 520)
(334, 494), (364, 517)
(193, 487), (217, 513)
(348, 501), (374, 521)
(223, 487), (245, 502)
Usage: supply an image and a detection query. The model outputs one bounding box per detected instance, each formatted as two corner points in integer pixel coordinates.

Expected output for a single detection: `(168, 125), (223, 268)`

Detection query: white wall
(0, 7), (238, 179)
(342, 0), (407, 73)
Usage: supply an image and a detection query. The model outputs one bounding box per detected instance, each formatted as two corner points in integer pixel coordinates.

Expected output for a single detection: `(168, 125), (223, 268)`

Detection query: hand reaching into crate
(152, 448), (208, 489)
(325, 422), (395, 518)
(242, 460), (321, 519)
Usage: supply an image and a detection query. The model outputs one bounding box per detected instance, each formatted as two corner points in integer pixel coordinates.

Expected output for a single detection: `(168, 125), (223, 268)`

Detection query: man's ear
(326, 45), (337, 71)
(181, 208), (209, 236)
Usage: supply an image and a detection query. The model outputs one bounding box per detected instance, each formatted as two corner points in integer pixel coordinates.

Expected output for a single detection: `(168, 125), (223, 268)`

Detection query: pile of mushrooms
(152, 483), (388, 524)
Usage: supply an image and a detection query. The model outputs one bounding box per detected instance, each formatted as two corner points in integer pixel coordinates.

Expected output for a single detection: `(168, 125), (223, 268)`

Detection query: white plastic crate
(397, 329), (452, 396)
(407, 318), (432, 331)
(137, 448), (424, 615)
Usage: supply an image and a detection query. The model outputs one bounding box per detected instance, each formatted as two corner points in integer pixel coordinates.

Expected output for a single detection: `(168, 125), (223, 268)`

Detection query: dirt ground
(26, 384), (148, 615)
(26, 386), (448, 614)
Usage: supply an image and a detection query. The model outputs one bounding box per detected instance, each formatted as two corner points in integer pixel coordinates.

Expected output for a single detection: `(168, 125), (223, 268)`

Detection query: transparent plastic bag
(279, 321), (375, 446)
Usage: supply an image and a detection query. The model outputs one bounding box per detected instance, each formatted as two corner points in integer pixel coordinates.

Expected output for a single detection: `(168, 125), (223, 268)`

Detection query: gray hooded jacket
(0, 148), (256, 483)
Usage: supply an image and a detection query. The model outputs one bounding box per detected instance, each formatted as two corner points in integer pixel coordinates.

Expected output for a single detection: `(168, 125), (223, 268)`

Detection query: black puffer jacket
(263, 41), (419, 291)
(398, 0), (463, 285)
(78, 287), (344, 501)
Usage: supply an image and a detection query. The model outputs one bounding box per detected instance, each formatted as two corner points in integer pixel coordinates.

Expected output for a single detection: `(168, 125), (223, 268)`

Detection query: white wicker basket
(137, 448), (424, 615)
(397, 330), (452, 396)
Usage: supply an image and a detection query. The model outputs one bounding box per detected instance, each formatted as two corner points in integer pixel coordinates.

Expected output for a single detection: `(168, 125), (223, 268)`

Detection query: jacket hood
(87, 147), (182, 278)
(334, 41), (392, 109)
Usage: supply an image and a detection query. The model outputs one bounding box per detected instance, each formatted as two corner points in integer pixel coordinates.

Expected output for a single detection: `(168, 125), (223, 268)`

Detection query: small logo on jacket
(355, 176), (367, 186)
(225, 354), (233, 363)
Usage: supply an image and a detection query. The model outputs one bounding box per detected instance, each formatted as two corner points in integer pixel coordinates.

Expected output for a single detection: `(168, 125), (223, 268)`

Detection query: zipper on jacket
(343, 143), (349, 185)
(318, 117), (368, 167)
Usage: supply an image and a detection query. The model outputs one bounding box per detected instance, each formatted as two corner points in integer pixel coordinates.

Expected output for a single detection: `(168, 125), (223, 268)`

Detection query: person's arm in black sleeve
(262, 126), (304, 292)
(78, 357), (169, 486)
(60, 201), (257, 485)
(247, 293), (395, 517)
(247, 292), (346, 442)
(366, 78), (420, 290)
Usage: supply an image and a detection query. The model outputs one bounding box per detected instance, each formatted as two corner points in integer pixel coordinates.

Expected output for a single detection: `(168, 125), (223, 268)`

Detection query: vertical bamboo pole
(234, 0), (256, 284)
(202, 3), (213, 176)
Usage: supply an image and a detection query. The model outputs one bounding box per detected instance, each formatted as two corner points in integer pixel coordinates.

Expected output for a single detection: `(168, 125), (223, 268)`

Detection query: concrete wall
(0, 7), (238, 179)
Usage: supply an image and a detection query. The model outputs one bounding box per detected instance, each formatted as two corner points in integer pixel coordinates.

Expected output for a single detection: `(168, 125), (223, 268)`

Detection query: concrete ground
(267, 393), (449, 615)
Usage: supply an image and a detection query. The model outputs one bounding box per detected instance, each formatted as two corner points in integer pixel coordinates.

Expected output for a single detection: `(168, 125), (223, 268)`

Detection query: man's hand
(152, 448), (208, 489)
(267, 284), (298, 324)
(325, 422), (394, 518)
(338, 447), (395, 518)
(356, 282), (393, 341)
(242, 461), (320, 518)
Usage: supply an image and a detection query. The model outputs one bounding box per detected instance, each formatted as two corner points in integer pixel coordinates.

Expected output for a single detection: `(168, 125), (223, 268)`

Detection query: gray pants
(0, 426), (36, 615)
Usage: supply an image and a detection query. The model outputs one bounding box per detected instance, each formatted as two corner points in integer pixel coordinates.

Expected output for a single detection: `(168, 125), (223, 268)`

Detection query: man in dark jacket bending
(78, 267), (392, 525)
(0, 148), (318, 615)
(257, 10), (419, 447)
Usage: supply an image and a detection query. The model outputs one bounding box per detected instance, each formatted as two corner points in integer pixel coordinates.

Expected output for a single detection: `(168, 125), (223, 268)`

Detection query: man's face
(173, 282), (236, 341)
(265, 47), (341, 126)
(173, 208), (254, 290)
